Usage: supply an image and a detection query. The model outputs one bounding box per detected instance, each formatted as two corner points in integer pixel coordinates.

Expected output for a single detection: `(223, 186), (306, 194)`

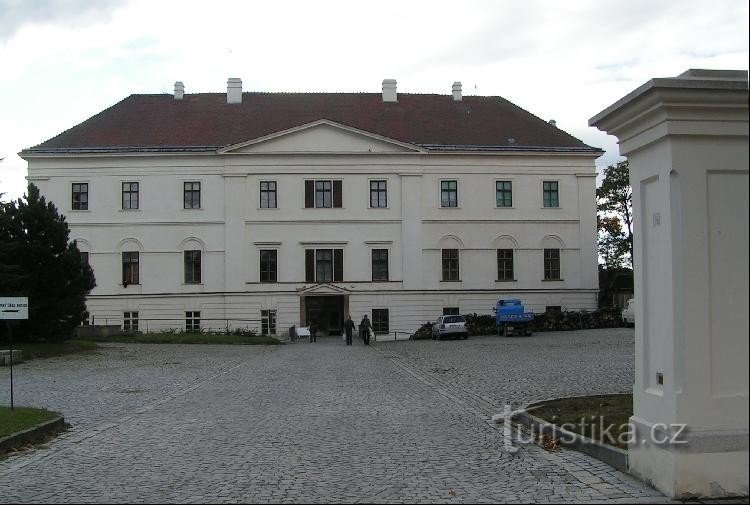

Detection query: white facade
(25, 117), (599, 336)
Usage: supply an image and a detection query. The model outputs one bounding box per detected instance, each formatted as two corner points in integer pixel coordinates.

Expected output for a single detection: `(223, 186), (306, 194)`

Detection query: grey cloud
(0, 0), (126, 41)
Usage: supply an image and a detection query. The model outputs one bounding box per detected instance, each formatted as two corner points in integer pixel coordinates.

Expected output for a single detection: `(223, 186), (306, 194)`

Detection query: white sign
(0, 297), (29, 320)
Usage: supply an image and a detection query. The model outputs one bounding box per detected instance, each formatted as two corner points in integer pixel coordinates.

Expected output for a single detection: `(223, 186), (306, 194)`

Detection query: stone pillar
(590, 69), (749, 498)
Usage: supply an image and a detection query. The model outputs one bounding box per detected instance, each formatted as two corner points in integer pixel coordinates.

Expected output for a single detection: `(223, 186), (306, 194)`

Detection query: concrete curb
(514, 407), (629, 473)
(0, 415), (66, 454)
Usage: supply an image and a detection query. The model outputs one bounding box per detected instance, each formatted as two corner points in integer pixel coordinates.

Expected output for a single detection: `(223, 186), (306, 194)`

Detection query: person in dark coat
(309, 319), (318, 343)
(344, 315), (356, 346)
(359, 314), (373, 345)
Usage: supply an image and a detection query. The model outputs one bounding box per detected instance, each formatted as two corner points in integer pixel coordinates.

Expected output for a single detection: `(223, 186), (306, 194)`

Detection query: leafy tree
(0, 184), (96, 342)
(597, 161), (633, 267)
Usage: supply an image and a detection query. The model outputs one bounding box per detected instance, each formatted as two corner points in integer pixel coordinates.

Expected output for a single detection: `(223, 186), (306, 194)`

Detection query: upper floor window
(371, 249), (389, 281)
(184, 250), (201, 284)
(441, 249), (460, 281)
(305, 249), (343, 283)
(543, 181), (559, 208)
(259, 250), (278, 282)
(496, 181), (512, 207)
(497, 249), (514, 280)
(260, 181), (277, 209)
(72, 183), (88, 210)
(80, 251), (89, 265)
(184, 182), (201, 209)
(441, 180), (458, 207)
(544, 248), (561, 280)
(370, 180), (387, 208)
(122, 182), (139, 210)
(305, 180), (342, 208)
(122, 251), (139, 286)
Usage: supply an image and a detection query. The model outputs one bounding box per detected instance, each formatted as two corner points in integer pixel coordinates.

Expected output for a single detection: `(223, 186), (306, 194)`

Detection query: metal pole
(8, 321), (14, 410)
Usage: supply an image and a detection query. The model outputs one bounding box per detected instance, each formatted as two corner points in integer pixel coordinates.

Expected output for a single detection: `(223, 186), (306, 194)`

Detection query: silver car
(432, 315), (469, 340)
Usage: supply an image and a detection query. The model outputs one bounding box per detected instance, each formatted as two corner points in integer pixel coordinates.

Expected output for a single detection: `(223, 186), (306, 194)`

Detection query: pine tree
(0, 184), (96, 342)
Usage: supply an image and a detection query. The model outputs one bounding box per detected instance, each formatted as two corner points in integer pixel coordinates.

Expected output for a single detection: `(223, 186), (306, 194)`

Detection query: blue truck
(495, 299), (535, 336)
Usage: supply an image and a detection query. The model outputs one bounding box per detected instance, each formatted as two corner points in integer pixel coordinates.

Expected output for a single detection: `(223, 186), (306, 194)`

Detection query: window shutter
(333, 249), (343, 282)
(304, 180), (314, 208)
(332, 180), (342, 208)
(305, 249), (315, 282)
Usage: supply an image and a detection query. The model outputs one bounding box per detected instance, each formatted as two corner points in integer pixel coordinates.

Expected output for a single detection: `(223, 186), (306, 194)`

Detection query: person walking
(344, 315), (355, 346)
(359, 314), (373, 346)
(309, 319), (318, 343)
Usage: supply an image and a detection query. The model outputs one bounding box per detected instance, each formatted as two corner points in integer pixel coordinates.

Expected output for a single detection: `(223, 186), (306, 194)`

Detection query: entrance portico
(298, 283), (351, 336)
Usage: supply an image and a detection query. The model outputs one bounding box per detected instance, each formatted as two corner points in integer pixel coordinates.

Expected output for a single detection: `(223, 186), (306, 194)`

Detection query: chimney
(227, 77), (242, 104)
(549, 119), (557, 127)
(452, 81), (462, 101)
(382, 79), (397, 102)
(174, 81), (185, 100)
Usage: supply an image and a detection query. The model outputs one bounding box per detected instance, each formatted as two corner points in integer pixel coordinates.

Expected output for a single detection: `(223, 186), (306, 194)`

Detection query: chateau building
(21, 79), (601, 337)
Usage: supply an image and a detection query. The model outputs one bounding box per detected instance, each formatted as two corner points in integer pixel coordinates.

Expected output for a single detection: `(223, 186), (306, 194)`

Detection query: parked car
(622, 299), (635, 327)
(432, 315), (469, 340)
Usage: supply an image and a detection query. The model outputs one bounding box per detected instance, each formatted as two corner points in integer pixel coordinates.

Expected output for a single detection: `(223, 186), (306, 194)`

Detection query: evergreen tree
(0, 184), (96, 342)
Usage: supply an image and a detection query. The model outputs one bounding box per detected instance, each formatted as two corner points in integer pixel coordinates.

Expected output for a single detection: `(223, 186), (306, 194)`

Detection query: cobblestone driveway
(0, 329), (670, 503)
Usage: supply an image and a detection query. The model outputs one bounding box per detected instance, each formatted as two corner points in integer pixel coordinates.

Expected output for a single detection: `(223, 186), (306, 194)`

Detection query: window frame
(122, 251), (140, 285)
(184, 250), (202, 284)
(441, 248), (460, 281)
(259, 180), (278, 209)
(497, 249), (515, 281)
(371, 249), (389, 281)
(123, 311), (139, 332)
(183, 181), (201, 210)
(305, 248), (343, 282)
(369, 179), (388, 208)
(372, 308), (389, 335)
(261, 309), (277, 335)
(122, 181), (139, 210)
(542, 180), (560, 208)
(442, 307), (460, 316)
(259, 249), (278, 283)
(72, 182), (89, 211)
(440, 180), (459, 208)
(495, 180), (513, 208)
(185, 311), (201, 332)
(543, 248), (562, 280)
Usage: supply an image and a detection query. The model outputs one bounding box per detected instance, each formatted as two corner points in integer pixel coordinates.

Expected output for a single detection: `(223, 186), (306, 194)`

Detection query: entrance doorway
(303, 295), (346, 336)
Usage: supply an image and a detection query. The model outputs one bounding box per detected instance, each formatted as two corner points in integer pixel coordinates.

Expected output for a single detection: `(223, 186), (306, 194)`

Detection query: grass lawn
(0, 406), (59, 438)
(528, 394), (633, 449)
(83, 332), (281, 345)
(9, 339), (99, 361)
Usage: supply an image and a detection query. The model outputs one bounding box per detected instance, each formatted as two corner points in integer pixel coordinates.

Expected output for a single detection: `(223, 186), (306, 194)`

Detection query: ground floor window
(123, 311), (139, 331)
(545, 306), (562, 315)
(443, 307), (460, 316)
(372, 309), (389, 335)
(261, 309), (277, 335)
(186, 311), (201, 332)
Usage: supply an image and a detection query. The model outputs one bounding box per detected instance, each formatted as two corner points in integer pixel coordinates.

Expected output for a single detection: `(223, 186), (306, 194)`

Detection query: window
(260, 250), (278, 282)
(496, 181), (512, 207)
(184, 250), (201, 284)
(443, 307), (460, 316)
(261, 309), (277, 335)
(305, 249), (343, 282)
(122, 251), (139, 285)
(441, 249), (459, 281)
(123, 311), (139, 331)
(372, 309), (389, 335)
(370, 180), (387, 208)
(544, 248), (561, 280)
(441, 180), (458, 207)
(184, 182), (201, 209)
(371, 249), (389, 281)
(122, 182), (139, 210)
(186, 311), (201, 332)
(543, 181), (559, 208)
(546, 306), (562, 315)
(80, 252), (89, 265)
(260, 181), (277, 209)
(497, 249), (514, 280)
(305, 180), (342, 208)
(72, 183), (88, 210)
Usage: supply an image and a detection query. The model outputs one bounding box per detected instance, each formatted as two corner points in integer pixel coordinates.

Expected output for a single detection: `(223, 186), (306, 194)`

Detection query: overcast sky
(0, 0), (747, 201)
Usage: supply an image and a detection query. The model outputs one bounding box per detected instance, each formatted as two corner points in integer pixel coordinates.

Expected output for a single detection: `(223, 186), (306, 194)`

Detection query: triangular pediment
(219, 120), (425, 155)
(298, 283), (351, 295)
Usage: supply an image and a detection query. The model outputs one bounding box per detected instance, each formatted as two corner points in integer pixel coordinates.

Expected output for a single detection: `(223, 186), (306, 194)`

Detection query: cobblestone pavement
(0, 329), (676, 503)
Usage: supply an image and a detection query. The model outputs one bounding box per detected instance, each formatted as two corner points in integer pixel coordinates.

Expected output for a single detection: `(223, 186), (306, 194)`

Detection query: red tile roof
(23, 92), (601, 154)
